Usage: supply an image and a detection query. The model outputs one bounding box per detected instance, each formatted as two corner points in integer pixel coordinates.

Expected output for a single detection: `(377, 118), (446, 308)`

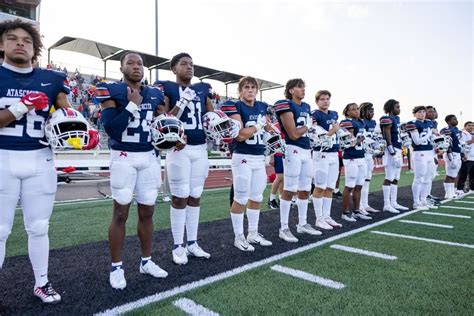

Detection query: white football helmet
(399, 122), (413, 148)
(430, 134), (451, 151)
(363, 135), (386, 155)
(263, 125), (285, 156)
(460, 141), (471, 154)
(309, 125), (334, 151)
(202, 110), (237, 142)
(45, 108), (98, 150)
(150, 113), (186, 150)
(337, 128), (354, 149)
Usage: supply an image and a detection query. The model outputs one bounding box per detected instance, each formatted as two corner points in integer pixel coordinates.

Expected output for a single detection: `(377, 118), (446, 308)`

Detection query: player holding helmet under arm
(441, 115), (463, 199)
(359, 102), (381, 213)
(275, 79), (320, 243)
(0, 19), (83, 303)
(311, 90), (343, 230)
(222, 76), (272, 251)
(425, 106), (442, 203)
(97, 51), (168, 290)
(379, 99), (409, 213)
(154, 53), (214, 265)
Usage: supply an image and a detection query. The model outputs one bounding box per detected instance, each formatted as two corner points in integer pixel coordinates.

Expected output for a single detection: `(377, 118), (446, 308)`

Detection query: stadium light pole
(155, 0), (159, 81)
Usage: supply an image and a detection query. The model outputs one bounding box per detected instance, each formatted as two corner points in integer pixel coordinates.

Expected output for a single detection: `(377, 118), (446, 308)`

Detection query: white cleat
(391, 203), (409, 211)
(325, 216), (343, 228)
(315, 218), (333, 230)
(186, 243), (211, 259)
(279, 228), (299, 242)
(172, 246), (188, 265)
(354, 211), (372, 220)
(140, 260), (168, 278)
(234, 234), (255, 251)
(33, 282), (62, 303)
(341, 212), (357, 222)
(383, 205), (400, 214)
(109, 267), (127, 290)
(423, 201), (438, 209)
(455, 190), (465, 199)
(364, 205), (381, 213)
(296, 223), (322, 236)
(413, 202), (429, 211)
(247, 231), (272, 246)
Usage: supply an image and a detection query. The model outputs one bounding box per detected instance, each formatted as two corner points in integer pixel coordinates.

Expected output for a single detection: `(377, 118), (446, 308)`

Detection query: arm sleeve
(101, 107), (133, 140)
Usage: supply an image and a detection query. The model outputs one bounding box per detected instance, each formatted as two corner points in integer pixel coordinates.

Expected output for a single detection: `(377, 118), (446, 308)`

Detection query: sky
(37, 0), (473, 125)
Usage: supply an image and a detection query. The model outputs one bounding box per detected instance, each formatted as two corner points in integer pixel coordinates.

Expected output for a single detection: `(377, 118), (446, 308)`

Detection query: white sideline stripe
(95, 209), (421, 315)
(443, 205), (474, 210)
(422, 212), (471, 219)
(330, 244), (397, 260)
(371, 231), (474, 249)
(271, 264), (345, 289)
(172, 298), (219, 316)
(399, 220), (453, 229)
(454, 200), (474, 205)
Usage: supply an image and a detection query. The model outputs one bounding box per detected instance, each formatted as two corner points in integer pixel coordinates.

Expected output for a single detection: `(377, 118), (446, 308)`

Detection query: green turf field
(128, 197), (474, 315)
(5, 170), (443, 258)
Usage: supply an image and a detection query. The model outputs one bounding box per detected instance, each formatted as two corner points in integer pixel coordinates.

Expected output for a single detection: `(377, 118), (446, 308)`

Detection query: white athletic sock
(312, 196), (323, 220)
(412, 181), (421, 204)
(270, 194), (277, 201)
(170, 206), (186, 246)
(427, 180), (433, 197)
(296, 198), (308, 226)
(246, 208), (260, 232)
(383, 185), (391, 207)
(443, 182), (450, 197)
(279, 199), (291, 229)
(29, 233), (49, 288)
(390, 184), (398, 205)
(334, 188), (340, 193)
(185, 205), (200, 242)
(322, 197), (333, 218)
(231, 212), (244, 235)
(449, 183), (455, 196)
(0, 240), (5, 269)
(111, 261), (123, 269)
(420, 182), (430, 203)
(361, 181), (370, 208)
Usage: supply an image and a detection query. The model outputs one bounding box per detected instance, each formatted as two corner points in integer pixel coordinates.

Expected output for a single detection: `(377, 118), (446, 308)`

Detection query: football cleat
(315, 218), (333, 230)
(33, 282), (61, 303)
(413, 202), (429, 211)
(234, 234), (255, 251)
(383, 205), (400, 214)
(109, 267), (127, 290)
(296, 223), (322, 236)
(247, 232), (273, 246)
(391, 203), (409, 211)
(279, 228), (299, 243)
(268, 199), (280, 210)
(325, 216), (343, 228)
(455, 190), (465, 199)
(172, 246), (188, 265)
(185, 243), (211, 259)
(364, 205), (381, 213)
(341, 212), (357, 222)
(354, 211), (372, 220)
(140, 260), (168, 278)
(428, 194), (442, 201)
(423, 200), (438, 209)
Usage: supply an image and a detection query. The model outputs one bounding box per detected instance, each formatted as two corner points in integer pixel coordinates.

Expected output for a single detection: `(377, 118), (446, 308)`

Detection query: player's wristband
(175, 97), (189, 110)
(387, 145), (396, 155)
(8, 101), (29, 120)
(125, 101), (138, 115)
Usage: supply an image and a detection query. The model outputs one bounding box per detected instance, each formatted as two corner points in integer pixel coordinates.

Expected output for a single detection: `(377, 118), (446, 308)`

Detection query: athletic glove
(83, 129), (100, 150)
(175, 87), (196, 111)
(8, 92), (49, 119)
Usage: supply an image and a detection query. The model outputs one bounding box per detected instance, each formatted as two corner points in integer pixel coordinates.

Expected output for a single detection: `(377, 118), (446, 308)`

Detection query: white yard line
(454, 200), (474, 204)
(422, 212), (471, 219)
(371, 231), (474, 249)
(270, 265), (345, 289)
(330, 244), (397, 260)
(399, 220), (453, 229)
(172, 298), (219, 316)
(96, 209), (421, 315)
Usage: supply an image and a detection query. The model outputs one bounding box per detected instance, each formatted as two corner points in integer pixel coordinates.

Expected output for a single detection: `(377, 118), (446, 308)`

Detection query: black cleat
(268, 199), (280, 209)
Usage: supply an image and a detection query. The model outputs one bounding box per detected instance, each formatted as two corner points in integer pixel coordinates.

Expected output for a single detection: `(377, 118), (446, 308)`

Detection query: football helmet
(363, 135), (386, 155)
(430, 134), (451, 151)
(263, 125), (285, 156)
(150, 113), (186, 150)
(337, 128), (354, 149)
(460, 141), (471, 154)
(202, 110), (238, 142)
(309, 125), (334, 151)
(45, 108), (99, 150)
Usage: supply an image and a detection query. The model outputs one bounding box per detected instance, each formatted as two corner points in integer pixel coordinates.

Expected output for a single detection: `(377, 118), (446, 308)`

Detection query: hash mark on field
(371, 231), (474, 249)
(422, 212), (471, 219)
(173, 298), (219, 316)
(443, 205), (474, 210)
(271, 265), (345, 289)
(330, 244), (397, 260)
(399, 220), (453, 229)
(454, 200), (474, 204)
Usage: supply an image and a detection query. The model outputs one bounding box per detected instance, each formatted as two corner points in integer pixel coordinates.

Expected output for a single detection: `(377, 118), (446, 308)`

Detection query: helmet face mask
(263, 127), (285, 155)
(309, 125), (333, 151)
(202, 110), (234, 142)
(337, 128), (353, 149)
(430, 134), (451, 151)
(45, 108), (93, 150)
(363, 133), (386, 155)
(150, 114), (186, 150)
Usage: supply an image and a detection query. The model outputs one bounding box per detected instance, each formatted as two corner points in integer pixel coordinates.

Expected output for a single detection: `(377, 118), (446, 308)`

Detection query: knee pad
(249, 193), (263, 203)
(189, 185), (204, 199)
(113, 188), (134, 205)
(136, 189), (158, 206)
(0, 224), (12, 241)
(284, 175), (299, 192)
(234, 176), (250, 206)
(313, 169), (328, 188)
(26, 219), (49, 238)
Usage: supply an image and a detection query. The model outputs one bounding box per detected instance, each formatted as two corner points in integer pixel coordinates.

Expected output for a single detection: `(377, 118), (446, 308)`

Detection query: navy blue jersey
(96, 82), (164, 152)
(406, 120), (433, 151)
(380, 115), (402, 149)
(274, 99), (311, 150)
(155, 80), (211, 145)
(340, 118), (365, 159)
(363, 119), (376, 137)
(427, 119), (438, 131)
(0, 67), (70, 151)
(441, 126), (462, 153)
(222, 100), (268, 155)
(311, 109), (339, 152)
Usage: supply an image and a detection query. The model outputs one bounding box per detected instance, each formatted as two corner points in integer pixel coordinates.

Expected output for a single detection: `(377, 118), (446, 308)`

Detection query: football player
(0, 19), (71, 303)
(275, 79), (320, 243)
(379, 99), (409, 213)
(406, 106), (436, 210)
(425, 105), (442, 204)
(97, 51), (168, 290)
(311, 90), (343, 230)
(339, 103), (371, 221)
(222, 76), (272, 251)
(441, 115), (463, 199)
(154, 53), (214, 264)
(359, 102), (381, 213)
